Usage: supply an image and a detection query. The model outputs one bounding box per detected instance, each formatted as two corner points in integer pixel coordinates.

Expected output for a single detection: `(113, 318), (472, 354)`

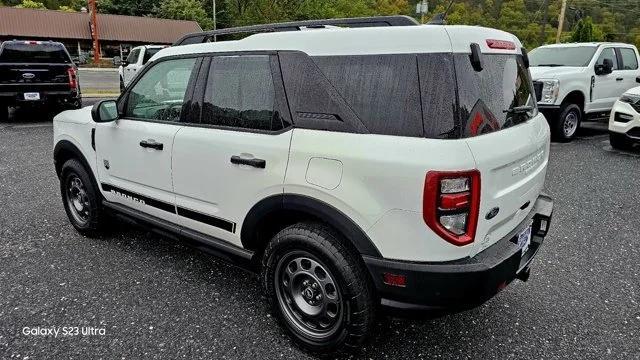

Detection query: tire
(610, 132), (632, 151)
(262, 222), (376, 353)
(60, 159), (106, 236)
(552, 103), (582, 142)
(0, 102), (8, 122)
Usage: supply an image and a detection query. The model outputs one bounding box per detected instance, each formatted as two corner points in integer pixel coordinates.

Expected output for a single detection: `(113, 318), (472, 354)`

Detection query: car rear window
(0, 42), (71, 64)
(454, 54), (536, 138)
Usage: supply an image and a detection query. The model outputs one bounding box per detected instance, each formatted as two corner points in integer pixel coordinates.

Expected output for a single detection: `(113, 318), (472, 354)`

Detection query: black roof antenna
(427, 0), (455, 25)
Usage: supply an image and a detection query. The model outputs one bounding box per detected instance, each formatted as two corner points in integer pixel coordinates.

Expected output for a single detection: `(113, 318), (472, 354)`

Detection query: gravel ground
(0, 120), (638, 359)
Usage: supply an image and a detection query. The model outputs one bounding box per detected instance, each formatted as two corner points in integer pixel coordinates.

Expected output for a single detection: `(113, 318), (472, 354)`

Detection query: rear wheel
(553, 103), (582, 142)
(60, 159), (106, 236)
(262, 222), (376, 353)
(610, 132), (633, 151)
(0, 102), (8, 122)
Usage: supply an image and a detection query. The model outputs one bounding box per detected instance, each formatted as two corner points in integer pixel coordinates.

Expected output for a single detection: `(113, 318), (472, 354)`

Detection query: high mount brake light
(423, 170), (481, 246)
(486, 39), (516, 50)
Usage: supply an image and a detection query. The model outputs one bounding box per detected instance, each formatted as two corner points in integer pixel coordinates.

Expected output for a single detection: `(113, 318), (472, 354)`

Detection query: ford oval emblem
(22, 73), (35, 79)
(485, 207), (500, 220)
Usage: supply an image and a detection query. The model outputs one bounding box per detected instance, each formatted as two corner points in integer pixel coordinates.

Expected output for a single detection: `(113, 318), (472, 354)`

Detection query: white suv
(608, 78), (640, 150)
(53, 16), (554, 353)
(529, 43), (640, 141)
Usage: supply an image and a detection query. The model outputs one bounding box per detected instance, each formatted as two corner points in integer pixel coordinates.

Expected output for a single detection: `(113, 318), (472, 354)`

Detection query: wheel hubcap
(563, 111), (579, 137)
(66, 175), (90, 225)
(275, 251), (343, 339)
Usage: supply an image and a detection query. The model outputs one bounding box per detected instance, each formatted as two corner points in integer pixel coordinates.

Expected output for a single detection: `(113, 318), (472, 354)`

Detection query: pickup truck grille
(533, 81), (543, 102)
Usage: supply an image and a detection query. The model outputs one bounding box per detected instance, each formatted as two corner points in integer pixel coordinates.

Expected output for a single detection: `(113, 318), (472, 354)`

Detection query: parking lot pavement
(0, 122), (638, 359)
(78, 68), (120, 95)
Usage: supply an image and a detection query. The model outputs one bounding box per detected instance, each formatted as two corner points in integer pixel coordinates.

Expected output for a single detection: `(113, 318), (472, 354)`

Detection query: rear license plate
(517, 224), (532, 255)
(24, 92), (40, 101)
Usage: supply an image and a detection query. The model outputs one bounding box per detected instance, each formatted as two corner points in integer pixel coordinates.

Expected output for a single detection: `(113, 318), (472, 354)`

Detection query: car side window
(126, 49), (140, 64)
(619, 48), (638, 70)
(124, 58), (196, 122)
(596, 48), (618, 70)
(201, 55), (281, 131)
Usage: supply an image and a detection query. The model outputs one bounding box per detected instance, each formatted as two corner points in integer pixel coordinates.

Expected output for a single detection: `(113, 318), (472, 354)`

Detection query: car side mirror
(636, 76), (640, 83)
(91, 100), (119, 123)
(595, 59), (613, 75)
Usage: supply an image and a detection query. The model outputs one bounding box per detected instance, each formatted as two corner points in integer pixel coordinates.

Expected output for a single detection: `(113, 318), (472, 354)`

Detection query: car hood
(529, 66), (587, 80)
(623, 85), (640, 96)
(53, 105), (93, 124)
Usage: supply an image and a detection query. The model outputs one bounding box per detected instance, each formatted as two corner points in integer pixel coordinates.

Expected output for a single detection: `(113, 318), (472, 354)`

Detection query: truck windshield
(0, 42), (71, 64)
(528, 46), (597, 67)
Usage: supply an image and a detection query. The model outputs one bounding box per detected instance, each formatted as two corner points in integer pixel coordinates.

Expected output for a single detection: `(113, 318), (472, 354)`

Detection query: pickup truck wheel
(0, 102), (8, 122)
(610, 132), (633, 151)
(262, 222), (376, 353)
(60, 159), (106, 236)
(553, 103), (581, 142)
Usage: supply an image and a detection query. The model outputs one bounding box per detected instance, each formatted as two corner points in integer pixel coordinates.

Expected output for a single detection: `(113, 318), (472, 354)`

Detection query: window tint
(313, 55), (423, 137)
(596, 48), (618, 70)
(454, 54), (536, 138)
(619, 48), (638, 70)
(201, 55), (279, 131)
(142, 48), (162, 65)
(126, 49), (140, 64)
(125, 58), (196, 122)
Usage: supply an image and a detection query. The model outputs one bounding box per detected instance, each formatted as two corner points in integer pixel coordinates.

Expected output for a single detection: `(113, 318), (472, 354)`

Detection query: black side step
(103, 200), (255, 270)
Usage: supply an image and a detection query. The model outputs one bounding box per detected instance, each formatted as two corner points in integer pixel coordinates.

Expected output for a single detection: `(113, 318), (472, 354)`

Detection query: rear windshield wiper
(504, 106), (533, 114)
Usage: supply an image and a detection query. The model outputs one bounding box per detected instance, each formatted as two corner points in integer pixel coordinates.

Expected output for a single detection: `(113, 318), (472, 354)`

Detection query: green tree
(99, 0), (157, 17)
(155, 0), (214, 29)
(14, 0), (47, 9)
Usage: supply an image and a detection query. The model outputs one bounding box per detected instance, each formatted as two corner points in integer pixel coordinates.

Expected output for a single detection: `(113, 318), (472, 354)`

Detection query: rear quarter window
(312, 54), (423, 137)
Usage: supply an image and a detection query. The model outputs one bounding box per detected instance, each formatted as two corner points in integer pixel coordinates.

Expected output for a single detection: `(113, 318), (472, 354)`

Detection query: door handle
(616, 77), (624, 81)
(139, 139), (163, 150)
(230, 155), (266, 168)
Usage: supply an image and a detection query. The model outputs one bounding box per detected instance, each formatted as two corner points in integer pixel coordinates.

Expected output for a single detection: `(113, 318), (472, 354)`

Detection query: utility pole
(556, 0), (567, 43)
(540, 0), (549, 44)
(212, 0), (217, 41)
(88, 0), (100, 62)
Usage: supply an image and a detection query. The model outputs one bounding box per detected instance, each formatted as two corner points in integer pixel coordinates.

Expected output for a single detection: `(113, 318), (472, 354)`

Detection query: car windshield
(0, 42), (71, 64)
(529, 46), (597, 67)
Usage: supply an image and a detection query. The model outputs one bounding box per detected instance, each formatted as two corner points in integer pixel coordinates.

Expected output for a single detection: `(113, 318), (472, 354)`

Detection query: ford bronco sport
(53, 16), (554, 352)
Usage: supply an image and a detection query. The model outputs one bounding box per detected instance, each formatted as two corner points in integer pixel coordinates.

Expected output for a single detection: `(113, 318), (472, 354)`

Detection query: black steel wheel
(60, 159), (106, 236)
(262, 222), (376, 353)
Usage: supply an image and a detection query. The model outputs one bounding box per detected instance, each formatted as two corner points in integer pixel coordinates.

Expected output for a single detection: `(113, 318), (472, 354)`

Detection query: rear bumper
(0, 90), (80, 107)
(364, 193), (553, 313)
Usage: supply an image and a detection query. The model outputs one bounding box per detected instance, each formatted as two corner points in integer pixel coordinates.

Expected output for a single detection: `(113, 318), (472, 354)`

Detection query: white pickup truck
(529, 42), (640, 141)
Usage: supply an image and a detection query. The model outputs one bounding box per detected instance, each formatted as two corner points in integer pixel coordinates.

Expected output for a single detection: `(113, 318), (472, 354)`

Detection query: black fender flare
(241, 194), (382, 258)
(53, 140), (99, 190)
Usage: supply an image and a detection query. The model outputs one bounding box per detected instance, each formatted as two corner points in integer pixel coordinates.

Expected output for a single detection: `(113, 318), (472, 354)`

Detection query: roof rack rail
(173, 15), (419, 46)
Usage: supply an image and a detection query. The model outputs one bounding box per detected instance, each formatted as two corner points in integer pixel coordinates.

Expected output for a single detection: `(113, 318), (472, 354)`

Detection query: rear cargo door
(445, 28), (550, 256)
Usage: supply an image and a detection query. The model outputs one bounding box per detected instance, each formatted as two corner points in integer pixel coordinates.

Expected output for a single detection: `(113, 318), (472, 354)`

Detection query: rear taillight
(67, 67), (78, 90)
(423, 170), (481, 246)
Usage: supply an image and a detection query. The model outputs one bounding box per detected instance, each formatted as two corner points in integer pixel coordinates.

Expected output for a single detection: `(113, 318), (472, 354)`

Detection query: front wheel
(552, 103), (582, 142)
(610, 132), (633, 151)
(60, 159), (107, 236)
(262, 222), (376, 353)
